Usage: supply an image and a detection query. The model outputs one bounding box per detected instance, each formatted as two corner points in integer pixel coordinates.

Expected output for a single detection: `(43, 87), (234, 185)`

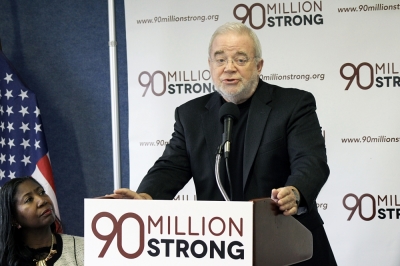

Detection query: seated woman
(0, 176), (84, 266)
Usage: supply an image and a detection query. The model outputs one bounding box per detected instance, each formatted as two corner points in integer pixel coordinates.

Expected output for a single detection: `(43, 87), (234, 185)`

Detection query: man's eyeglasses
(210, 57), (256, 67)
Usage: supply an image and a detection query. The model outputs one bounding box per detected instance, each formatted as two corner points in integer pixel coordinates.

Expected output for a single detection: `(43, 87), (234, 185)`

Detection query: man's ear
(257, 58), (264, 74)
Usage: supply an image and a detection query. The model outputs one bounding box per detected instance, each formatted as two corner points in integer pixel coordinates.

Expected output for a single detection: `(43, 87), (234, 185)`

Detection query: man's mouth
(222, 78), (239, 84)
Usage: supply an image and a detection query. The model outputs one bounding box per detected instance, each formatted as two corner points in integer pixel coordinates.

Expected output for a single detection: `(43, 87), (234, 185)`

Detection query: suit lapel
(200, 82), (273, 190)
(243, 82), (272, 188)
(202, 93), (223, 166)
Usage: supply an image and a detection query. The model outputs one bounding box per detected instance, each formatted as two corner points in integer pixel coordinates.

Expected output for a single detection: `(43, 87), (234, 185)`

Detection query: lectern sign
(84, 199), (253, 265)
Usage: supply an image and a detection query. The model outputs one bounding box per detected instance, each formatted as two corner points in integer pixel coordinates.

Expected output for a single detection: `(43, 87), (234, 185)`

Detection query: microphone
(219, 102), (240, 159)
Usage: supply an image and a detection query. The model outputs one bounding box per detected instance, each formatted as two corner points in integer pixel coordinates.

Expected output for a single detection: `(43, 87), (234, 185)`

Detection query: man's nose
(224, 60), (237, 71)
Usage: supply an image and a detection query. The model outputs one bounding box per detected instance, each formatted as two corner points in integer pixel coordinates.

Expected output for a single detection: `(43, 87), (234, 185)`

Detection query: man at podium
(109, 22), (336, 265)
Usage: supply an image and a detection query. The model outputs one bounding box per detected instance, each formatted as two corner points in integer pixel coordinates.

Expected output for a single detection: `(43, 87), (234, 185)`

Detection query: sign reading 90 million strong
(85, 199), (253, 265)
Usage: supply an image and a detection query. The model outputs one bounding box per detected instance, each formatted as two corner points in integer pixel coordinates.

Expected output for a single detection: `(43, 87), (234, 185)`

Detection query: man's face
(208, 32), (263, 104)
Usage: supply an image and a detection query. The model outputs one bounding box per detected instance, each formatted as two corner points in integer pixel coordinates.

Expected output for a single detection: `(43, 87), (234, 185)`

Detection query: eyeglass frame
(209, 56), (259, 67)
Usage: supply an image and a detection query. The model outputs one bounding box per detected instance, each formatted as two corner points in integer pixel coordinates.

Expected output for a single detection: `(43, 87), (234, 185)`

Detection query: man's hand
(271, 186), (300, 216)
(105, 188), (153, 200)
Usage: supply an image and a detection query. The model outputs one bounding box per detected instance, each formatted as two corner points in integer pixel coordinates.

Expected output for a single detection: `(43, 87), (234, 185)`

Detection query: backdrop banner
(125, 1), (400, 264)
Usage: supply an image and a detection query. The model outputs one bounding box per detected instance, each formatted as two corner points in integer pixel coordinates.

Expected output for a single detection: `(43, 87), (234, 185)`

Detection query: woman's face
(13, 179), (55, 230)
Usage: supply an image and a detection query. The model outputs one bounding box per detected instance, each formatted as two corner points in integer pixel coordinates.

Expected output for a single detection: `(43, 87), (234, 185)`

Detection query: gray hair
(208, 22), (262, 60)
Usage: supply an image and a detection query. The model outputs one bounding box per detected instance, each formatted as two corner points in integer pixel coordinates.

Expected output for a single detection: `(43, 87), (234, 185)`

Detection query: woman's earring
(12, 223), (21, 229)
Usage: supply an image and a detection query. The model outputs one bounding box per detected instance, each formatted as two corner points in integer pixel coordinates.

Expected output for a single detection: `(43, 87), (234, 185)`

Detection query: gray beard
(214, 72), (260, 104)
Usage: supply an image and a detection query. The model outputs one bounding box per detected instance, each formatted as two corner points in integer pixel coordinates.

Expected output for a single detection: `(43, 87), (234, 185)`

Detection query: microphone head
(219, 102), (240, 123)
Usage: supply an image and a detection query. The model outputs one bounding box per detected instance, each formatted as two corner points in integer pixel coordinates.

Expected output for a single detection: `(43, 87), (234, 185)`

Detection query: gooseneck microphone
(218, 102), (240, 159)
(215, 102), (240, 201)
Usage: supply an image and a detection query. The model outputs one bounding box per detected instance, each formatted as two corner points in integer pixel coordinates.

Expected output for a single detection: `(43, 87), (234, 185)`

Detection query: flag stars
(0, 138), (5, 147)
(4, 73), (13, 84)
(34, 140), (41, 150)
(34, 123), (42, 133)
(20, 122), (30, 133)
(8, 171), (16, 179)
(34, 106), (41, 117)
(6, 106), (14, 116)
(21, 155), (31, 166)
(0, 153), (5, 164)
(19, 90), (29, 101)
(1, 56), (52, 188)
(4, 89), (13, 100)
(7, 138), (15, 149)
(8, 155), (16, 165)
(20, 138), (30, 149)
(7, 122), (14, 132)
(19, 106), (29, 117)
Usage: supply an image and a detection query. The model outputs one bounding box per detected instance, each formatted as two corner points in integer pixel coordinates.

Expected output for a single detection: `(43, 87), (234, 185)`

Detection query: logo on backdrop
(91, 211), (246, 260)
(343, 193), (400, 221)
(340, 62), (399, 90)
(233, 1), (324, 30)
(138, 70), (215, 97)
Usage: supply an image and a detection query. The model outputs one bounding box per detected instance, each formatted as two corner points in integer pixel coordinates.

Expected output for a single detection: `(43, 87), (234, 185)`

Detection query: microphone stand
(215, 144), (232, 201)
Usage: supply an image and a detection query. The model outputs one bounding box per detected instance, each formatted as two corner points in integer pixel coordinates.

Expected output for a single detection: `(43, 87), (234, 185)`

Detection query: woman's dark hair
(0, 176), (60, 266)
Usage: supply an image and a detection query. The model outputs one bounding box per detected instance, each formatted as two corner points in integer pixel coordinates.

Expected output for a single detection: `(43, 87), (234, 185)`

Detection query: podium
(85, 198), (312, 265)
(252, 198), (312, 265)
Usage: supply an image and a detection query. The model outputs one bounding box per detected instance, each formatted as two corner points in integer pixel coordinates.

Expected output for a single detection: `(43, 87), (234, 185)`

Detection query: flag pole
(108, 0), (121, 190)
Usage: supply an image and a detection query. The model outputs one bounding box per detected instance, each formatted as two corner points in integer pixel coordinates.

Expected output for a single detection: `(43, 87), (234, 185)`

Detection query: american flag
(0, 50), (60, 218)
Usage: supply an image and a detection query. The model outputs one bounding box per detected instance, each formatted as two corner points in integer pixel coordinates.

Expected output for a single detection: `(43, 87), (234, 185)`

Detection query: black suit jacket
(138, 80), (329, 232)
